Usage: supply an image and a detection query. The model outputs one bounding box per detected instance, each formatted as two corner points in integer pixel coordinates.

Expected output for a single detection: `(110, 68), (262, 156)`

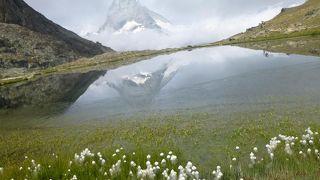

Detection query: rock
(0, 0), (113, 57)
(0, 0), (116, 74)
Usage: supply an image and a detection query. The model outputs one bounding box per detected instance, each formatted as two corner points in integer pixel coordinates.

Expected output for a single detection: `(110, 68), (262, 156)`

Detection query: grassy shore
(0, 45), (210, 86)
(2, 33), (320, 87)
(1, 102), (320, 179)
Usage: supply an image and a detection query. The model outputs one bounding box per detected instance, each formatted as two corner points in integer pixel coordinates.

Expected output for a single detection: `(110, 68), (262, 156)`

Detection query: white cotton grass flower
(74, 148), (94, 163)
(168, 151), (173, 155)
(160, 152), (164, 157)
(0, 167), (3, 174)
(130, 161), (136, 167)
(170, 169), (177, 179)
(71, 175), (77, 180)
(146, 161), (151, 167)
(99, 157), (106, 165)
(92, 161), (96, 165)
(279, 134), (296, 155)
(212, 166), (223, 180)
(266, 137), (281, 159)
(185, 162), (193, 177)
(307, 148), (312, 154)
(132, 152), (136, 155)
(250, 152), (257, 164)
(192, 170), (200, 179)
(161, 159), (166, 167)
(253, 147), (258, 152)
(285, 143), (293, 155)
(109, 160), (121, 177)
(137, 163), (156, 179)
(147, 154), (151, 160)
(192, 166), (197, 171)
(301, 127), (315, 145)
(97, 152), (102, 158)
(236, 146), (240, 151)
(232, 157), (237, 161)
(115, 149), (120, 153)
(170, 155), (178, 164)
(19, 167), (23, 171)
(162, 169), (169, 179)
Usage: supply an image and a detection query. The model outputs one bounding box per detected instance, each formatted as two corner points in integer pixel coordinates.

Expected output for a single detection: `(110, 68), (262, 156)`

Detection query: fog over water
(25, 0), (305, 50)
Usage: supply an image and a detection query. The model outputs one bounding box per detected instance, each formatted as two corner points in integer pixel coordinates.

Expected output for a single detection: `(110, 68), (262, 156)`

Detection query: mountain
(219, 0), (320, 57)
(227, 0), (320, 42)
(0, 0), (113, 55)
(98, 0), (171, 33)
(0, 0), (113, 77)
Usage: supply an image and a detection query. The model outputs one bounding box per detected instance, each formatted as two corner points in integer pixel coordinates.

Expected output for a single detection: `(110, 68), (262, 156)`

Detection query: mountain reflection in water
(106, 63), (178, 107)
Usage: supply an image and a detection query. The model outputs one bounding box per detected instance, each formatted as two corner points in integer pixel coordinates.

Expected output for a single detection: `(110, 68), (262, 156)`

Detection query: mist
(25, 0), (305, 51)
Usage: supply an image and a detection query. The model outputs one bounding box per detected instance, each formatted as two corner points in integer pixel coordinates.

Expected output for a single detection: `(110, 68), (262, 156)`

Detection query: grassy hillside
(226, 0), (320, 43)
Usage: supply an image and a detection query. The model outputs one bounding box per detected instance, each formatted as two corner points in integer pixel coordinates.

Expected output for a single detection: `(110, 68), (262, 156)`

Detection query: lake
(1, 46), (320, 126)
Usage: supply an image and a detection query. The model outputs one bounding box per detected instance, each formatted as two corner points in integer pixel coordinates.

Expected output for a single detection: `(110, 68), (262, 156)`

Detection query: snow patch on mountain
(98, 0), (171, 34)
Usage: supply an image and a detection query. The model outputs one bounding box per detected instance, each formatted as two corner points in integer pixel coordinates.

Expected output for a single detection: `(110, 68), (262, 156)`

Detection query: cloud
(85, 5), (288, 51)
(25, 0), (306, 51)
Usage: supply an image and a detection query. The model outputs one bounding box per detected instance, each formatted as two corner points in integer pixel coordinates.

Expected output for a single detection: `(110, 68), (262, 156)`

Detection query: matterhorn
(98, 0), (171, 33)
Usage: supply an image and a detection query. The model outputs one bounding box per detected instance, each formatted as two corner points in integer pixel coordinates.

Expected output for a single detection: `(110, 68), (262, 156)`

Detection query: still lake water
(1, 46), (320, 126)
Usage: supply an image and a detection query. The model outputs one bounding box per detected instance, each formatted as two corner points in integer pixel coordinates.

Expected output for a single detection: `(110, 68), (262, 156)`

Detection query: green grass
(220, 28), (320, 45)
(0, 46), (203, 86)
(1, 103), (320, 179)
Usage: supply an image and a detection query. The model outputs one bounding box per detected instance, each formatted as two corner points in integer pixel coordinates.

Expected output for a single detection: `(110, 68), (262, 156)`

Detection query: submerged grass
(1, 104), (320, 179)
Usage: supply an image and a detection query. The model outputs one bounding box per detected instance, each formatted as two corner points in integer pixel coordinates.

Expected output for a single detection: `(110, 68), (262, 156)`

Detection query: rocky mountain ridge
(0, 0), (113, 77)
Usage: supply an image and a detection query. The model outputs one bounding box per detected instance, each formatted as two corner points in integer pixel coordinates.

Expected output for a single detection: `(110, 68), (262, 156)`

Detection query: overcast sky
(25, 0), (305, 50)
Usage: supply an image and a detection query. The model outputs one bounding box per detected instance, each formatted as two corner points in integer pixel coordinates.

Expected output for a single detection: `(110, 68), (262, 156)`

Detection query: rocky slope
(0, 0), (113, 77)
(0, 23), (79, 75)
(228, 0), (320, 42)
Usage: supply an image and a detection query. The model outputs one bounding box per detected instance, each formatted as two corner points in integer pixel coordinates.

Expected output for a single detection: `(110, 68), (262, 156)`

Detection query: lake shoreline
(1, 34), (320, 87)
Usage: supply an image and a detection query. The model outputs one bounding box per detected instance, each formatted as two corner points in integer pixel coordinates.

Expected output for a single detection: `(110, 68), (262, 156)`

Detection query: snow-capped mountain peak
(98, 0), (171, 33)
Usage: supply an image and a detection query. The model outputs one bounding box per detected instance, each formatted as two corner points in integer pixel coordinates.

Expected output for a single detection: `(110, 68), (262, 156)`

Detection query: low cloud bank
(84, 1), (305, 51)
